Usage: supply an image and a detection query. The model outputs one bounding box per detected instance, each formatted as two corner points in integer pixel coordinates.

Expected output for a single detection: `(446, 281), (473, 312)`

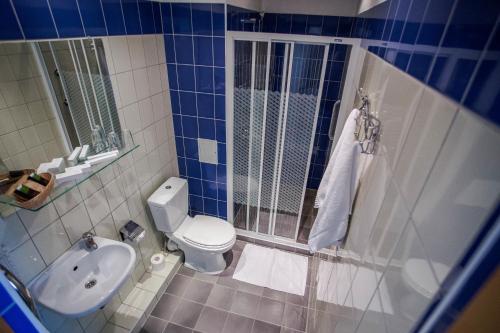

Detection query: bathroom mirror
(0, 38), (122, 171)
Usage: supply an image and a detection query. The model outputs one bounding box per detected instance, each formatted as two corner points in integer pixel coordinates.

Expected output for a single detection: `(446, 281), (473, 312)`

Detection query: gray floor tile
(140, 316), (167, 333)
(164, 323), (192, 333)
(307, 309), (346, 333)
(217, 269), (239, 289)
(262, 288), (287, 302)
(194, 306), (228, 333)
(183, 279), (213, 303)
(166, 274), (191, 297)
(285, 288), (309, 307)
(193, 271), (219, 284)
(222, 313), (254, 333)
(238, 281), (264, 296)
(252, 320), (281, 333)
(140, 239), (326, 333)
(231, 291), (260, 318)
(171, 299), (204, 329)
(256, 298), (285, 325)
(206, 284), (235, 311)
(178, 266), (196, 277)
(282, 303), (307, 332)
(233, 240), (247, 252)
(151, 293), (180, 320)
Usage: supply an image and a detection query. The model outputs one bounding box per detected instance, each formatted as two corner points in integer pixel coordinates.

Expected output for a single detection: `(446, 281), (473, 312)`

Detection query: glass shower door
(232, 40), (269, 232)
(272, 43), (327, 239)
(231, 38), (328, 242)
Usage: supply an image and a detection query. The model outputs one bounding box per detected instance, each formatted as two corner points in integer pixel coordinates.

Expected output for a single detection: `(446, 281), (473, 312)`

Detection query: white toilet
(147, 177), (236, 274)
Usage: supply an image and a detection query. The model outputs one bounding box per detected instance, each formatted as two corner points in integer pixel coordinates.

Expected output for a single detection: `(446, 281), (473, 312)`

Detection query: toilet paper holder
(119, 221), (145, 243)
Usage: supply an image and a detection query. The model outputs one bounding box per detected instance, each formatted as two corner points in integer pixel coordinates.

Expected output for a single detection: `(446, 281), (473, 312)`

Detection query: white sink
(30, 236), (136, 317)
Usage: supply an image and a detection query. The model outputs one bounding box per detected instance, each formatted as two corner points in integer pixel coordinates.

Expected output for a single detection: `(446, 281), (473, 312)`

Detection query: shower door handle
(329, 100), (341, 140)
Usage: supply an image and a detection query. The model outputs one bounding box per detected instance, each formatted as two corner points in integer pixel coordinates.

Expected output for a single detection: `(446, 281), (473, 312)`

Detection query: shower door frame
(226, 32), (363, 247)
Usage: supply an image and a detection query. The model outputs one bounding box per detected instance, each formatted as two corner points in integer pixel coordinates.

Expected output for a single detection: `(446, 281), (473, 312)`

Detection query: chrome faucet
(82, 232), (98, 250)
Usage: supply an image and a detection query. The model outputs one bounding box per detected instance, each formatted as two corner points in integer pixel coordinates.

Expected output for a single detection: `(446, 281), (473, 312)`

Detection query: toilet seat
(173, 215), (235, 251)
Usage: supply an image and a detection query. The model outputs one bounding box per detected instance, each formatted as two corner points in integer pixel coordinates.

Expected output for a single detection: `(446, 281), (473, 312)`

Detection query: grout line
(98, 0), (110, 36)
(74, 0), (87, 37)
(45, 0), (60, 39)
(135, 0), (143, 35)
(119, 0), (128, 35)
(8, 0), (25, 40)
(423, 0), (460, 85)
(459, 17), (500, 105)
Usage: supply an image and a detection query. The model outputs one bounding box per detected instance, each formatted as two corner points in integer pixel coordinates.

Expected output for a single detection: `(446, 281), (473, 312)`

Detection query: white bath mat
(233, 244), (308, 296)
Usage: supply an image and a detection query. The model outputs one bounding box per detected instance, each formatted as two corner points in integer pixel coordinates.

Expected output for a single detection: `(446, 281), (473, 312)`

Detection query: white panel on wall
(310, 51), (500, 333)
(198, 138), (218, 164)
(394, 88), (458, 210)
(412, 110), (500, 282)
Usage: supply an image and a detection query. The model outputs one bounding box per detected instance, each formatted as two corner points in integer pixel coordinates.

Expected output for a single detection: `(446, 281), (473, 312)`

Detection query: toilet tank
(147, 177), (188, 233)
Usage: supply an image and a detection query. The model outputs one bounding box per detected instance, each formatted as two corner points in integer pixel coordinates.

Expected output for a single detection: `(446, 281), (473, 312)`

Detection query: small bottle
(28, 173), (49, 186)
(14, 184), (39, 200)
(9, 170), (25, 178)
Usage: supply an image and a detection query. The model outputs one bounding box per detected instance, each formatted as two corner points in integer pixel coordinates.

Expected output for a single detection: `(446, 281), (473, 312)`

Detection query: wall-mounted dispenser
(119, 221), (145, 243)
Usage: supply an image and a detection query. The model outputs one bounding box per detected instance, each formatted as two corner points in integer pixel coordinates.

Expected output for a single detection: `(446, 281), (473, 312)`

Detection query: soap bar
(55, 164), (92, 185)
(51, 158), (64, 173)
(38, 158), (64, 174)
(55, 168), (83, 185)
(67, 147), (82, 165)
(65, 164), (92, 174)
(87, 150), (119, 160)
(78, 145), (89, 161)
(85, 151), (119, 166)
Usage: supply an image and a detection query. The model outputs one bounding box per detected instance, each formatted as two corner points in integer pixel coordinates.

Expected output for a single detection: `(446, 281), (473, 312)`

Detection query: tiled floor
(233, 189), (317, 245)
(140, 240), (314, 333)
(297, 190), (317, 245)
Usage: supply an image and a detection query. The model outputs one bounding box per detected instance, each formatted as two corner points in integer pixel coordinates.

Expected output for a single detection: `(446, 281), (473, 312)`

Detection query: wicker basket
(6, 172), (55, 209)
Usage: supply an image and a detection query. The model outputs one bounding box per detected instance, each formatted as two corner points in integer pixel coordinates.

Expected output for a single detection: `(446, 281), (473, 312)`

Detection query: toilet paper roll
(150, 253), (165, 271)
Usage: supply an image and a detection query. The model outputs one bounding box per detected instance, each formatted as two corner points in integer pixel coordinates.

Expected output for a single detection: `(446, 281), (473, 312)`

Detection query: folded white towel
(308, 109), (361, 252)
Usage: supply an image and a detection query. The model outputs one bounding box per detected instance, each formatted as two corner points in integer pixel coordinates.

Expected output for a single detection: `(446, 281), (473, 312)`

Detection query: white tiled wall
(0, 34), (179, 333)
(308, 51), (500, 333)
(0, 43), (66, 171)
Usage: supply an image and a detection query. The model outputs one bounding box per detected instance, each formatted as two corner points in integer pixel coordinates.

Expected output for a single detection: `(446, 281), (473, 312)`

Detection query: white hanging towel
(308, 109), (361, 252)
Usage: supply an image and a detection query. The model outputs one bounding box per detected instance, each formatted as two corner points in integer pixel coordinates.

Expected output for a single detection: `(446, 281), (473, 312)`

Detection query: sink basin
(30, 236), (136, 317)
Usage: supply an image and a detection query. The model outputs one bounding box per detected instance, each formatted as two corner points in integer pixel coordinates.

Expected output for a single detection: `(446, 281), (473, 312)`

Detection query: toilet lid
(183, 215), (235, 248)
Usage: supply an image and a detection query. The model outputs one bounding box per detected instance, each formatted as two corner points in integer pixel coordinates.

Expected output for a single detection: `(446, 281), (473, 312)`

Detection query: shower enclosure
(227, 33), (361, 245)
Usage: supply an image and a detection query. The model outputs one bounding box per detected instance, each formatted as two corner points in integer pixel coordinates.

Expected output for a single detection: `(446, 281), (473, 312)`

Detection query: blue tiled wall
(360, 0), (500, 125)
(162, 2), (227, 219)
(0, 273), (47, 333)
(227, 1), (500, 126)
(308, 44), (348, 189)
(0, 0), (163, 40)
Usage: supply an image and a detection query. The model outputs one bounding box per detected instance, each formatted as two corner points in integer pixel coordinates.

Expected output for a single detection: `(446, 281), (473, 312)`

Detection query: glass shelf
(0, 140), (139, 212)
